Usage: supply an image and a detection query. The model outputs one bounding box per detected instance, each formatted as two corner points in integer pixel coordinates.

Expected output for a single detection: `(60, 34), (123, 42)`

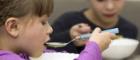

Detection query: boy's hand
(70, 23), (92, 46)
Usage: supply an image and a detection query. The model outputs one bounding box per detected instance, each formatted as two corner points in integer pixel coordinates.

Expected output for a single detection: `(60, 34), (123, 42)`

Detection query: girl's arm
(76, 41), (102, 60)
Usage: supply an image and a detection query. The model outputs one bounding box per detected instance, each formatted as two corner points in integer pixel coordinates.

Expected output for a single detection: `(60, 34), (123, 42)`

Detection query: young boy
(51, 0), (138, 53)
(0, 0), (116, 60)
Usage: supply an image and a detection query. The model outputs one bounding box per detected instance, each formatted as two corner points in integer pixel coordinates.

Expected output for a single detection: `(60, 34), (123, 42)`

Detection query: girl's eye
(41, 21), (46, 25)
(97, 0), (105, 2)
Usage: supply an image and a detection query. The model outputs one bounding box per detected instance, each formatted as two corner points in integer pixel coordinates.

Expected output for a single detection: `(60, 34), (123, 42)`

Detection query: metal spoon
(46, 38), (78, 48)
(46, 28), (119, 48)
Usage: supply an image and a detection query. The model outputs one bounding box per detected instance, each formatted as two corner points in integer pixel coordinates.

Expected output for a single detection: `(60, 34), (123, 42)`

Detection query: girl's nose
(46, 23), (53, 35)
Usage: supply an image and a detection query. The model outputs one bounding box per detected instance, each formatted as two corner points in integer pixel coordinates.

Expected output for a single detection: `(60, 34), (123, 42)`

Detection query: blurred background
(49, 0), (140, 54)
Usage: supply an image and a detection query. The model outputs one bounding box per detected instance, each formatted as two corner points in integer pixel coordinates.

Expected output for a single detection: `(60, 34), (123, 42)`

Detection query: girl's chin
(32, 46), (45, 57)
(31, 51), (44, 58)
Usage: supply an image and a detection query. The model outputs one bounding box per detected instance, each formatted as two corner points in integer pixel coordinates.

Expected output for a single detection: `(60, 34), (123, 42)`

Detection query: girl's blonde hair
(0, 0), (53, 26)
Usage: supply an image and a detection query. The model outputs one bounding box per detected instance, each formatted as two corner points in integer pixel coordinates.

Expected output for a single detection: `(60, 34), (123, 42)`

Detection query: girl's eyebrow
(97, 0), (105, 2)
(41, 17), (48, 22)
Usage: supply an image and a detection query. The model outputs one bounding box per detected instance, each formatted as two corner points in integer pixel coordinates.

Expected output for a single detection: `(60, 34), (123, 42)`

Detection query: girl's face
(89, 0), (125, 23)
(17, 15), (53, 57)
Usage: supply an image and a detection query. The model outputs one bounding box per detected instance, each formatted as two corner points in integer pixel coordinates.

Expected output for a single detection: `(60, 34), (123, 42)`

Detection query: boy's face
(89, 0), (125, 23)
(17, 15), (53, 57)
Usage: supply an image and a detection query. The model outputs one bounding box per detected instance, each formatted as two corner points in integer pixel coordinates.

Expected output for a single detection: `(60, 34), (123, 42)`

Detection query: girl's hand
(89, 27), (117, 51)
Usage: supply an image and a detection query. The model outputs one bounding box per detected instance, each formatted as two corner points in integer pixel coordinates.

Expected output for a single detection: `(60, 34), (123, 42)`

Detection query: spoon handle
(79, 28), (119, 40)
(66, 38), (77, 45)
(53, 28), (120, 47)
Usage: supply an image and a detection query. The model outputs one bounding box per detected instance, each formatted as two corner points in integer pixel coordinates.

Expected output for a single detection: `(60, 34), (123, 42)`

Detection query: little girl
(0, 0), (116, 60)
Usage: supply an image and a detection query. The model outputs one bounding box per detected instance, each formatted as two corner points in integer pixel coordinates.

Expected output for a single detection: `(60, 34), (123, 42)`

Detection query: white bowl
(102, 38), (139, 59)
(30, 52), (79, 60)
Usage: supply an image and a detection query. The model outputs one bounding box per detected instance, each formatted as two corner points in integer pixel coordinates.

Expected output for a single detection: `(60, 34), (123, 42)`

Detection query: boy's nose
(106, 1), (115, 11)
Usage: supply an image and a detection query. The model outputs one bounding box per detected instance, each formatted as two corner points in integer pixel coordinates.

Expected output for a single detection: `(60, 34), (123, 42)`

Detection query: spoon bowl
(46, 42), (68, 48)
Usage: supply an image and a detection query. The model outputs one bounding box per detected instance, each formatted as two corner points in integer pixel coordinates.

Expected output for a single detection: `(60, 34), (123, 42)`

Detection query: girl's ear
(4, 17), (21, 38)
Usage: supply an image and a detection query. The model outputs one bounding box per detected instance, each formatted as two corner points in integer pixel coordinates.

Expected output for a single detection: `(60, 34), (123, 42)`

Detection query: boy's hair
(0, 0), (53, 26)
